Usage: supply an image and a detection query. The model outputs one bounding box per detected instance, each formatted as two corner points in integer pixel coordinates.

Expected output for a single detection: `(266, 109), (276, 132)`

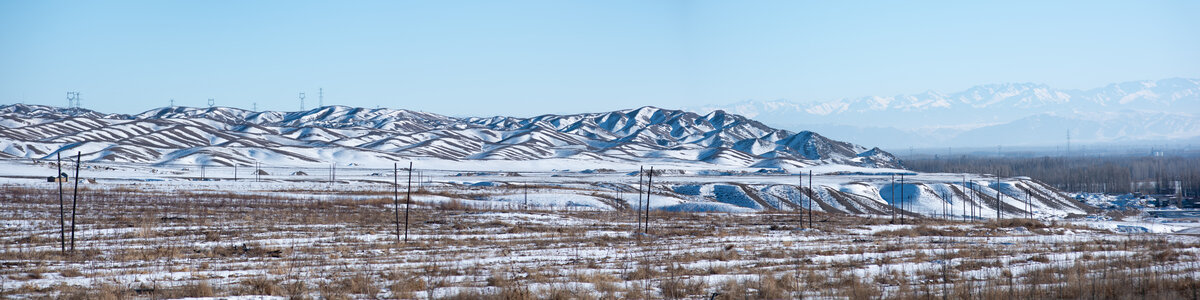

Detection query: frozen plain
(3, 158), (1200, 299)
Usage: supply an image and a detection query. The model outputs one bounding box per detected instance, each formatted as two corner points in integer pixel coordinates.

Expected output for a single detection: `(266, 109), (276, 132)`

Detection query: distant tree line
(903, 155), (1200, 196)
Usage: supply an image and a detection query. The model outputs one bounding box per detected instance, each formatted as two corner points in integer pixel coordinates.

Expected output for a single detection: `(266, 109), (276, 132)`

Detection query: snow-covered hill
(693, 78), (1200, 148)
(0, 104), (900, 169)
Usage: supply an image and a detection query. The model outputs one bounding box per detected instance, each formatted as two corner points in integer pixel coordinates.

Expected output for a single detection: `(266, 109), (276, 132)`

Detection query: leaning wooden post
(404, 162), (413, 243)
(808, 170), (813, 228)
(57, 152), (65, 253)
(393, 163), (401, 243)
(645, 166), (653, 234)
(70, 152), (81, 252)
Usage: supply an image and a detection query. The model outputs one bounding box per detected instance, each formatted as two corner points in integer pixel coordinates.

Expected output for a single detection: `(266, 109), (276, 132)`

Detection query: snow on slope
(0, 104), (901, 169)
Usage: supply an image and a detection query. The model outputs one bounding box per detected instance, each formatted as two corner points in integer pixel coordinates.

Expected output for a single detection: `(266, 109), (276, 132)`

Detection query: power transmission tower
(66, 92), (80, 113)
(1066, 130), (1071, 156)
(170, 99), (175, 107)
(319, 88), (323, 107)
(299, 92), (306, 110)
(207, 98), (215, 108)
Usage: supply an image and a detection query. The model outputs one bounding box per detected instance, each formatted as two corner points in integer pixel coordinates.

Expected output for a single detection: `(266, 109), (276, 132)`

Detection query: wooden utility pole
(70, 152), (80, 252)
(996, 173), (1002, 220)
(637, 166), (644, 231)
(900, 174), (906, 224)
(57, 153), (65, 253)
(523, 181), (528, 211)
(962, 176), (967, 222)
(404, 162), (413, 243)
(808, 170), (813, 228)
(890, 174), (896, 223)
(941, 190), (948, 220)
(1026, 185), (1032, 219)
(393, 163), (401, 243)
(651, 166), (657, 233)
(798, 173), (803, 228)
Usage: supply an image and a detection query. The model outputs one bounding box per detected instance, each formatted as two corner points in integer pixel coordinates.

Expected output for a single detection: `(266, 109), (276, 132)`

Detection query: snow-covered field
(4, 159), (1200, 299)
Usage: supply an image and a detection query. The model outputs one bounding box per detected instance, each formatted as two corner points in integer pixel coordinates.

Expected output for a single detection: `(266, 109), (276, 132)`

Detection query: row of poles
(60, 158), (1040, 250)
(892, 173), (1036, 223)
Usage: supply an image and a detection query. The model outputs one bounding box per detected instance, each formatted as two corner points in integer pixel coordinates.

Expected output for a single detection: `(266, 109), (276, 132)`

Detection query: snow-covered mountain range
(0, 104), (900, 169)
(693, 78), (1200, 149)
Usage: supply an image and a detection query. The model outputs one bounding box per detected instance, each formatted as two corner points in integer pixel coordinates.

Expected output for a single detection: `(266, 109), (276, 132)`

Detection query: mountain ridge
(0, 104), (901, 169)
(694, 78), (1200, 148)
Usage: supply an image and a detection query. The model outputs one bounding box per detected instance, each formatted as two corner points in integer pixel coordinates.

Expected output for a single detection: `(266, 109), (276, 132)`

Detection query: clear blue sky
(2, 1), (1197, 117)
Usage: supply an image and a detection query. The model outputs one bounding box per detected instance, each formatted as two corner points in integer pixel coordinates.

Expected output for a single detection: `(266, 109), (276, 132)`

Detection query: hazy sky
(3, 1), (1198, 117)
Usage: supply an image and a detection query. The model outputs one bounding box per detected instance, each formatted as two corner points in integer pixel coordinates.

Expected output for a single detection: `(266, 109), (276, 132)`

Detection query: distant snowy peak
(698, 78), (1200, 116)
(0, 104), (901, 169)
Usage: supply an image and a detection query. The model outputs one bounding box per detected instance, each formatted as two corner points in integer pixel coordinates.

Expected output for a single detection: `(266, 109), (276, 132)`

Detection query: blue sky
(2, 1), (1197, 117)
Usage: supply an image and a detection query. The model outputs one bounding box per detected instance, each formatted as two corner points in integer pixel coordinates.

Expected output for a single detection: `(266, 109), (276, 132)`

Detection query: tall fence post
(808, 170), (813, 228)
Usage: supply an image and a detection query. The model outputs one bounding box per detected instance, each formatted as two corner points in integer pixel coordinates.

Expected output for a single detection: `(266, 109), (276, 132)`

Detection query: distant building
(46, 172), (68, 182)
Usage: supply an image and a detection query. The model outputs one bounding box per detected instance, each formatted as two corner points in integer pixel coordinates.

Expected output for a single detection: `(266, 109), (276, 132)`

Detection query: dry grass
(2, 185), (1199, 299)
